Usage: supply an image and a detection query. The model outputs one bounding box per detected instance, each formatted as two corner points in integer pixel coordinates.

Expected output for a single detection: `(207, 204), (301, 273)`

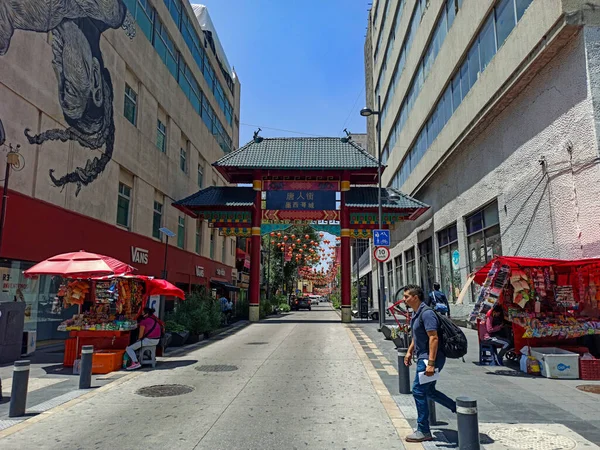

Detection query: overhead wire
(239, 122), (328, 137)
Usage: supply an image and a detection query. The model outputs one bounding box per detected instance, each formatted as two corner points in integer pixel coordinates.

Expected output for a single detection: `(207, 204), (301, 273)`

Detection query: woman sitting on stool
(483, 304), (513, 365)
(126, 307), (161, 370)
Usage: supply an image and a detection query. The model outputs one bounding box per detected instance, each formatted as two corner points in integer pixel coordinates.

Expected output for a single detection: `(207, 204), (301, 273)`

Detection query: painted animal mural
(0, 0), (132, 195)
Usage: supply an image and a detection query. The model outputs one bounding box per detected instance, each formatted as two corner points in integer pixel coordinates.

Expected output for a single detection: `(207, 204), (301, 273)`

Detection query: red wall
(1, 190), (232, 287)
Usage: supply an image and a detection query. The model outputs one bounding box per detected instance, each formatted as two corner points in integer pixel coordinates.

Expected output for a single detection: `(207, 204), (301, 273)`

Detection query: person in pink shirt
(125, 307), (161, 371)
(483, 304), (513, 365)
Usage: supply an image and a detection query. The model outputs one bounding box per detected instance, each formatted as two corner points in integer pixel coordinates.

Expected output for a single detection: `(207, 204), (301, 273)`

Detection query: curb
(345, 326), (425, 450)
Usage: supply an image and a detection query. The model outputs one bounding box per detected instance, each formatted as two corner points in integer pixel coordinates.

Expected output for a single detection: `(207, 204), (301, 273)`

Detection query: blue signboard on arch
(266, 190), (336, 210)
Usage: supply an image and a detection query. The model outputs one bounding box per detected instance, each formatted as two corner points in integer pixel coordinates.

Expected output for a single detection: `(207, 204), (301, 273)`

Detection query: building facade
(0, 0), (240, 340)
(364, 0), (600, 313)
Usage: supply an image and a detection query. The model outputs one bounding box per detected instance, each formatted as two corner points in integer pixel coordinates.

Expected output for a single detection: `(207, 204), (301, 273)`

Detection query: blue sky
(196, 1), (369, 146)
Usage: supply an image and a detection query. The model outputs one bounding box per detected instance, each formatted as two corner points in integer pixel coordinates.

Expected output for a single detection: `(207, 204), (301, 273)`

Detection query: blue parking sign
(373, 230), (390, 247)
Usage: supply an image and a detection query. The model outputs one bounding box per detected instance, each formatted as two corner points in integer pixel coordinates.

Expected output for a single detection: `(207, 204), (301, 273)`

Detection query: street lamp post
(360, 95), (386, 331)
(159, 227), (176, 280)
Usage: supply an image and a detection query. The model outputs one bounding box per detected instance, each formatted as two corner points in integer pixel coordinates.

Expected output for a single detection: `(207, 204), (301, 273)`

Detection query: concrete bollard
(79, 345), (94, 389)
(428, 398), (437, 426)
(9, 360), (30, 417)
(457, 397), (480, 450)
(397, 348), (411, 394)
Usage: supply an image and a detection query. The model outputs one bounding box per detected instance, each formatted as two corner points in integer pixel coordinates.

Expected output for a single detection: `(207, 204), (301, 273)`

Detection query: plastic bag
(526, 356), (541, 375)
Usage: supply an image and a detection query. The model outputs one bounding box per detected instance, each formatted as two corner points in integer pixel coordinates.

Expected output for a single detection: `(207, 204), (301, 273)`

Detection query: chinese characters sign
(266, 190), (336, 210)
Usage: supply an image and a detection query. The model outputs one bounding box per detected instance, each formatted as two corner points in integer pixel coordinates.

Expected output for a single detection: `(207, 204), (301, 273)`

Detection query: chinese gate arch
(174, 136), (428, 322)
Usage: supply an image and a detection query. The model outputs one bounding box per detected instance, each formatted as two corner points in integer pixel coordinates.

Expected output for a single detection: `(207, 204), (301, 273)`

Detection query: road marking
(346, 327), (424, 449)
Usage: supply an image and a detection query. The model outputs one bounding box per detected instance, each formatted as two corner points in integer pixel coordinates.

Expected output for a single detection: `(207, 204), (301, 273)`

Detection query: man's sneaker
(405, 431), (433, 442)
(127, 362), (141, 371)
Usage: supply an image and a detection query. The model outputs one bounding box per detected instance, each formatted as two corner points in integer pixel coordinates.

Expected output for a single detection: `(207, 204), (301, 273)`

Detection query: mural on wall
(0, 0), (132, 196)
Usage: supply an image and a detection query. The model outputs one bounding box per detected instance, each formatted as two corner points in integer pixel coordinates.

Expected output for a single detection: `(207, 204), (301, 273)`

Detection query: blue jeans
(412, 358), (456, 434)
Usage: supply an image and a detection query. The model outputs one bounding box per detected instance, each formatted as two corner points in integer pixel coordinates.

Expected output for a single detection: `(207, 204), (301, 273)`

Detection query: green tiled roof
(214, 137), (379, 169)
(346, 187), (429, 210)
(173, 186), (255, 208)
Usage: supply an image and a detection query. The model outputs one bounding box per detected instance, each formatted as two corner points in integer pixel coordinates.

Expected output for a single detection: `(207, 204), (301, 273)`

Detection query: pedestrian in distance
(428, 282), (451, 317)
(403, 284), (456, 443)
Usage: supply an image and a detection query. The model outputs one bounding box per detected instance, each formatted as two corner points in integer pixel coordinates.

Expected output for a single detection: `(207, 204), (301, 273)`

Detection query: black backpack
(419, 306), (468, 359)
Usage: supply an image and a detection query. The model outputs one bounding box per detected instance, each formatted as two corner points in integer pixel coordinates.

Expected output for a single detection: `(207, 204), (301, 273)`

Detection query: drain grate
(488, 426), (576, 450)
(196, 364), (238, 372)
(136, 384), (194, 397)
(246, 342), (268, 345)
(576, 384), (600, 394)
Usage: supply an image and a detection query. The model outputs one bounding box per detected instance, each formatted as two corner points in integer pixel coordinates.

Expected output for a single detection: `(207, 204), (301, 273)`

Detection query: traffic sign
(374, 246), (391, 263)
(373, 229), (390, 247)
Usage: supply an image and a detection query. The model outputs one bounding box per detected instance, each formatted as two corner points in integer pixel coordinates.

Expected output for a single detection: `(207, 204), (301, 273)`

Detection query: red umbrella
(24, 250), (134, 278)
(145, 278), (185, 300)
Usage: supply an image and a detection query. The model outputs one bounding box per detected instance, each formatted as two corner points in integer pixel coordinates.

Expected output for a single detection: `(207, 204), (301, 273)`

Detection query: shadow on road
(258, 319), (342, 324)
(149, 359), (198, 371)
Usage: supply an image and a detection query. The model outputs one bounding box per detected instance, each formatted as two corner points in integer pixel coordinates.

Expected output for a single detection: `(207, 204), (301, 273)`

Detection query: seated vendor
(125, 307), (161, 370)
(483, 304), (513, 364)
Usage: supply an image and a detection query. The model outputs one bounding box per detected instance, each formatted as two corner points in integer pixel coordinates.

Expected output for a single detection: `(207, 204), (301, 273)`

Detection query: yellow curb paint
(0, 371), (142, 440)
(346, 328), (425, 449)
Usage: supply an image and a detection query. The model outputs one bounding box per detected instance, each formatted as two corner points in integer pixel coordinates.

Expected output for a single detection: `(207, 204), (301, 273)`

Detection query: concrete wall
(0, 0), (238, 269)
(388, 30), (600, 304)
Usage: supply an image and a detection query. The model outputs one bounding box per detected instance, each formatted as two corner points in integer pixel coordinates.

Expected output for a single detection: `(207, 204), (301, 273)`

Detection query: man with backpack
(428, 282), (451, 317)
(403, 284), (458, 443)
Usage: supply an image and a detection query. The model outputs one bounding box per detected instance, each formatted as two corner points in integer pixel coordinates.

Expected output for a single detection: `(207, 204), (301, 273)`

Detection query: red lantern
(305, 234), (310, 239)
(270, 232), (275, 237)
(271, 240), (275, 245)
(291, 234), (296, 239)
(277, 232), (282, 237)
(297, 239), (301, 243)
(284, 235), (288, 241)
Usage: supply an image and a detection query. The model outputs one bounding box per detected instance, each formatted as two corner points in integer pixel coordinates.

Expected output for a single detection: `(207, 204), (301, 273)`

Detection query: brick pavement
(350, 319), (600, 448)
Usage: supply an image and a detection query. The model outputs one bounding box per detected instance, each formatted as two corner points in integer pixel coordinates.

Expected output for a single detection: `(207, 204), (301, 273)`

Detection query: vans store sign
(131, 247), (149, 265)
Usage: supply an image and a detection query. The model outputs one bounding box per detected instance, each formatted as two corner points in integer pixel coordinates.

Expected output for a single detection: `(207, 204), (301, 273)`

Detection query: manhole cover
(577, 384), (600, 394)
(136, 384), (194, 398)
(488, 426), (577, 450)
(246, 342), (268, 345)
(196, 364), (238, 372)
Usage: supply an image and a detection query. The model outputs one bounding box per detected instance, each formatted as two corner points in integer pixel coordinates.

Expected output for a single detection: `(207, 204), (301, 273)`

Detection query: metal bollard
(428, 398), (437, 426)
(457, 397), (480, 450)
(397, 348), (411, 394)
(9, 360), (30, 417)
(79, 345), (94, 389)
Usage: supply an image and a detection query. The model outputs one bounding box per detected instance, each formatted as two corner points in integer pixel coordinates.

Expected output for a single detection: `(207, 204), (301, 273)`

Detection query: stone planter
(187, 334), (201, 344)
(169, 331), (189, 347)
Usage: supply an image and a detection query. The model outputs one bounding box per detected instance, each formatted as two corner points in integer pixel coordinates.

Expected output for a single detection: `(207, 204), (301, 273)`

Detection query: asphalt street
(0, 304), (407, 450)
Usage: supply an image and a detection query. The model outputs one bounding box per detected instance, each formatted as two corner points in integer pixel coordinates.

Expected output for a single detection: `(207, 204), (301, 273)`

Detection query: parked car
(291, 296), (311, 311)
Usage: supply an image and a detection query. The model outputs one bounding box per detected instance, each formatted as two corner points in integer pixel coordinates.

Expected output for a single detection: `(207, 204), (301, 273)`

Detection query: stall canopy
(474, 256), (600, 285)
(145, 278), (185, 300)
(24, 250), (134, 278)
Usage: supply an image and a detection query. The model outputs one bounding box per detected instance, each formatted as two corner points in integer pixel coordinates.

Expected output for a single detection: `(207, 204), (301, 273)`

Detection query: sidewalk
(0, 306), (409, 449)
(350, 319), (600, 448)
(0, 320), (249, 432)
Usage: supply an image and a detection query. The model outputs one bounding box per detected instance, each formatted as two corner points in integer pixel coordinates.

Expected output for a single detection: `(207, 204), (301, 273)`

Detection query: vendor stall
(471, 256), (600, 379)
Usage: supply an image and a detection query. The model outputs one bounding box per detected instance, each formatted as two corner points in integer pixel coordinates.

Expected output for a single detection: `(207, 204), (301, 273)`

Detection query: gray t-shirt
(410, 302), (440, 359)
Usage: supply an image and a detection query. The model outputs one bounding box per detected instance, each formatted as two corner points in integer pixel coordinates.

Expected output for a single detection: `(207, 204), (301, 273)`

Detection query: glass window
(180, 147), (187, 173)
(419, 238), (435, 293)
(394, 255), (403, 289)
(495, 0), (516, 49)
(124, 84), (137, 126)
(479, 15), (497, 71)
(117, 183), (131, 228)
(221, 238), (226, 263)
(447, 0), (457, 28)
(177, 216), (185, 249)
(438, 224), (461, 302)
(195, 220), (202, 254)
(197, 163), (203, 188)
(467, 44), (480, 90)
(405, 248), (417, 284)
(152, 201), (162, 239)
(516, 0), (534, 20)
(156, 119), (166, 152)
(387, 261), (395, 303)
(460, 62), (469, 101)
(210, 230), (215, 259)
(135, 0), (153, 41)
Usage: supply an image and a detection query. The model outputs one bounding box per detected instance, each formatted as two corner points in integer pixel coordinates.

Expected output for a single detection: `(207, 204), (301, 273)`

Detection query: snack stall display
(59, 277), (146, 368)
(471, 256), (600, 379)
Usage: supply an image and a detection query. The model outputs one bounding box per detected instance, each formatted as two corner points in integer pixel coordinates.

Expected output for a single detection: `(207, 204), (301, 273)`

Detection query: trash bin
(0, 302), (26, 364)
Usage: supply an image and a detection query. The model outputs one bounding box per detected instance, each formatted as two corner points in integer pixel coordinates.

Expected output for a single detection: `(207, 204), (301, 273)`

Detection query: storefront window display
(438, 224), (462, 301)
(0, 259), (78, 341)
(419, 238), (435, 293)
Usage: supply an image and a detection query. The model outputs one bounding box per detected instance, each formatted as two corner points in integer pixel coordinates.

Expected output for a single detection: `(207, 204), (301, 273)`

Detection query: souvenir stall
(471, 256), (600, 379)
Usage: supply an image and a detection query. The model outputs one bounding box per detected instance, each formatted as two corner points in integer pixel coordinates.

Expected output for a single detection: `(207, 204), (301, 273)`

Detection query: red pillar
(249, 179), (262, 322)
(340, 179), (351, 323)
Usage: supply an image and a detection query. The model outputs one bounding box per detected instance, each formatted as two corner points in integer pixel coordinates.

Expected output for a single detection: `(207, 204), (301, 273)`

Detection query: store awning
(210, 278), (240, 292)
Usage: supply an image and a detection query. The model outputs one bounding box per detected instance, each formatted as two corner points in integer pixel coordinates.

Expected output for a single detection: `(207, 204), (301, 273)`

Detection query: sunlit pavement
(0, 304), (407, 450)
